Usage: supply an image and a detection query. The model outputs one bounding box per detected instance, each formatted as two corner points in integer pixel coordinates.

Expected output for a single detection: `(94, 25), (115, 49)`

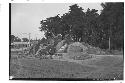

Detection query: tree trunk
(109, 37), (111, 51)
(108, 25), (112, 51)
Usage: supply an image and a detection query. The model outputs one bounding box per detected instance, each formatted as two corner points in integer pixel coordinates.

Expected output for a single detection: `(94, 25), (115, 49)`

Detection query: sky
(11, 3), (103, 39)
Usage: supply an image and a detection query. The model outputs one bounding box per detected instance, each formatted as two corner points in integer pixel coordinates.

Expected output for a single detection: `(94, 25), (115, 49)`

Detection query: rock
(66, 42), (88, 59)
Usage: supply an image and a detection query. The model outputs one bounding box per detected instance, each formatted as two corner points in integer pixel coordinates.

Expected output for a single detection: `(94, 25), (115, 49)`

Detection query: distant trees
(11, 35), (30, 42)
(11, 35), (16, 43)
(11, 35), (21, 42)
(39, 3), (124, 50)
(22, 38), (29, 42)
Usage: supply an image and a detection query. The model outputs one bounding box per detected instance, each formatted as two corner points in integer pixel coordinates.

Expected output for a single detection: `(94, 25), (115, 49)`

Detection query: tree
(39, 3), (124, 50)
(61, 4), (85, 41)
(39, 4), (100, 45)
(61, 4), (100, 44)
(39, 4), (86, 41)
(40, 15), (62, 39)
(82, 8), (100, 46)
(99, 2), (124, 50)
(11, 35), (16, 43)
(14, 37), (21, 42)
(11, 35), (21, 42)
(22, 38), (29, 42)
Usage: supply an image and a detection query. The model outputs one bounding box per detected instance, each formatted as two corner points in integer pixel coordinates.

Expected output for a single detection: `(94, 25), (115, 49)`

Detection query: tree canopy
(11, 35), (21, 42)
(39, 3), (124, 50)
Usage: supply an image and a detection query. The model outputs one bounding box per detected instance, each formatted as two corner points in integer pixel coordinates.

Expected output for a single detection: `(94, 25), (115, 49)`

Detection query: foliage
(99, 2), (124, 49)
(11, 35), (21, 42)
(11, 35), (16, 43)
(39, 3), (124, 50)
(22, 38), (29, 42)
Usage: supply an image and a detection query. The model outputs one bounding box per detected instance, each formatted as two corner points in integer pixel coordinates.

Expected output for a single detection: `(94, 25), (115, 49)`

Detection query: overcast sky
(11, 3), (103, 39)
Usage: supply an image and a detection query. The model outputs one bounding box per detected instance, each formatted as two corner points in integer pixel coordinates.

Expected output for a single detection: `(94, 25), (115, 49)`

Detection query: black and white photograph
(10, 2), (124, 81)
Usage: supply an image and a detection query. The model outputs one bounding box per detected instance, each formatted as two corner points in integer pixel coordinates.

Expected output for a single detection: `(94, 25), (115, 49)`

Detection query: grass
(84, 55), (123, 67)
(80, 55), (123, 80)
(10, 52), (123, 80)
(10, 58), (96, 78)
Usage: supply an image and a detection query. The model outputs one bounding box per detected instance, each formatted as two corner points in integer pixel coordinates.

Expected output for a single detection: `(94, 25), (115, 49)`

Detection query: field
(10, 50), (123, 80)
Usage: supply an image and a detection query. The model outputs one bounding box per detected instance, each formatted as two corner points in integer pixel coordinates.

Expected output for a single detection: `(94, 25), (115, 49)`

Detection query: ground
(10, 50), (123, 80)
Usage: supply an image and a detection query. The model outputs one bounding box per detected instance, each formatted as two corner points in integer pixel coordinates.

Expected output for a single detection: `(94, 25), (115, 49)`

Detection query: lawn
(10, 53), (123, 80)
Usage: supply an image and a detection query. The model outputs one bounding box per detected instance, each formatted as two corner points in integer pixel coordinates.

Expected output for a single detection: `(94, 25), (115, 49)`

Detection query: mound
(81, 42), (105, 55)
(67, 42), (88, 53)
(64, 42), (89, 59)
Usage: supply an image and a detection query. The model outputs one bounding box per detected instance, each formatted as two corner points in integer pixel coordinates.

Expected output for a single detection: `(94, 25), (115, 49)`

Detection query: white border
(8, 0), (125, 3)
(0, 0), (124, 83)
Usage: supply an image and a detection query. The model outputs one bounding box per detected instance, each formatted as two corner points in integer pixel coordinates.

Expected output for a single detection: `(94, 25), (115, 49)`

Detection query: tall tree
(83, 8), (99, 46)
(99, 2), (124, 50)
(61, 4), (85, 41)
(40, 15), (62, 39)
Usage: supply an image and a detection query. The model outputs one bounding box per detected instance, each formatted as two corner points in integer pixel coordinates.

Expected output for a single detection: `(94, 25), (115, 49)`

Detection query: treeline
(39, 2), (124, 50)
(11, 35), (29, 42)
